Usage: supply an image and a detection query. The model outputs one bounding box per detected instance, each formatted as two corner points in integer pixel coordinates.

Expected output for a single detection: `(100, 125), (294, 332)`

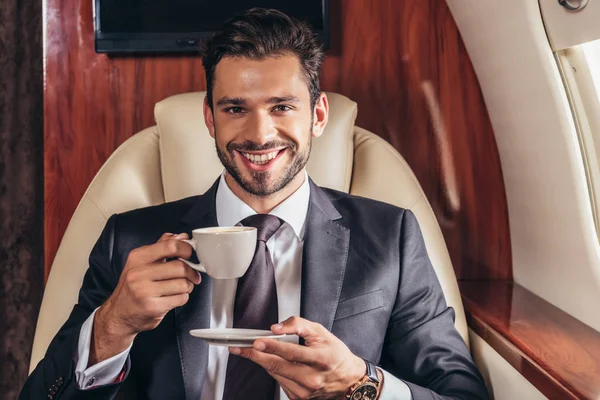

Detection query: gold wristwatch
(345, 359), (381, 400)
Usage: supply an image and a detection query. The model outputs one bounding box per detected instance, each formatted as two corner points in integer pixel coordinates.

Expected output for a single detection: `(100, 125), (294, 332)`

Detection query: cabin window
(555, 38), (600, 239)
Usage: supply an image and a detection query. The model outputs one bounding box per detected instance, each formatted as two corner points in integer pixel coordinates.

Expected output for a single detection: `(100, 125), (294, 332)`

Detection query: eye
(225, 107), (245, 114)
(272, 105), (292, 113)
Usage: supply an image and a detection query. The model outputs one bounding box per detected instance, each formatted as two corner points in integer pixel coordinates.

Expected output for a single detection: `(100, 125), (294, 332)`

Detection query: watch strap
(364, 359), (380, 384)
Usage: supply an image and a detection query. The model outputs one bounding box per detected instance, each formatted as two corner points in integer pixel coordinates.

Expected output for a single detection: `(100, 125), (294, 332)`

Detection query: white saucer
(189, 328), (287, 347)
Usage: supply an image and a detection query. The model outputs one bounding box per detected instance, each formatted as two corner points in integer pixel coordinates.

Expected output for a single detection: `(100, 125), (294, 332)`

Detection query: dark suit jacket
(21, 179), (488, 400)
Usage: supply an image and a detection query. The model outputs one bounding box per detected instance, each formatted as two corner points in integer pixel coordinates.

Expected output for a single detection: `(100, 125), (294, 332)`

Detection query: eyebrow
(216, 97), (247, 107)
(215, 95), (301, 107)
(265, 96), (301, 104)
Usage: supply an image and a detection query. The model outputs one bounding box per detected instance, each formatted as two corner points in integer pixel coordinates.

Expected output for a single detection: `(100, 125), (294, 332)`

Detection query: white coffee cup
(179, 226), (257, 279)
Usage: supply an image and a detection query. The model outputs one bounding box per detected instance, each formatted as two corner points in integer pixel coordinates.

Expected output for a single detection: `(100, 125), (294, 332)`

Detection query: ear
(312, 93), (328, 138)
(203, 96), (216, 138)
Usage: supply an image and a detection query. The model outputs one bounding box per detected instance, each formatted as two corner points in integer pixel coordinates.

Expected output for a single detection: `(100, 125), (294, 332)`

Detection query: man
(21, 8), (488, 400)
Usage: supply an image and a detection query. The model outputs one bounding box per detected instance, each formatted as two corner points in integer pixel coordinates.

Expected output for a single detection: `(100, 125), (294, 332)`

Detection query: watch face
(351, 384), (378, 400)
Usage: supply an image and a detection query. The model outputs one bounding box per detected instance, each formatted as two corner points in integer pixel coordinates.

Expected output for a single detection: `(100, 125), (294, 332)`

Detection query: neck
(224, 171), (306, 214)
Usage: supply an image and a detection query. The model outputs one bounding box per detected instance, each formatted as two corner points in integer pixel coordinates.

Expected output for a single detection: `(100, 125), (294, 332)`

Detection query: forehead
(212, 55), (310, 102)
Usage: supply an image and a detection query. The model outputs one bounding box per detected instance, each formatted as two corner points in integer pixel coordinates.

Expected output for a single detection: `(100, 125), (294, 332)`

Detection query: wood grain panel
(461, 281), (600, 399)
(320, 0), (511, 280)
(43, 0), (207, 277)
(44, 0), (511, 281)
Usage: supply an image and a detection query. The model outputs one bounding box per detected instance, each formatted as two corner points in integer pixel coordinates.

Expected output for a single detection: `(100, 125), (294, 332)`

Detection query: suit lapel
(301, 181), (350, 331)
(175, 179), (219, 400)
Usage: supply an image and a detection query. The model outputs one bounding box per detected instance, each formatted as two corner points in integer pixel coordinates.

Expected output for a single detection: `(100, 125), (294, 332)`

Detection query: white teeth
(241, 150), (280, 165)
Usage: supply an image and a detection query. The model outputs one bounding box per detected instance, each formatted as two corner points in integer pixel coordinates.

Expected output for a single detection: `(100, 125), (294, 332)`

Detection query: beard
(215, 129), (312, 197)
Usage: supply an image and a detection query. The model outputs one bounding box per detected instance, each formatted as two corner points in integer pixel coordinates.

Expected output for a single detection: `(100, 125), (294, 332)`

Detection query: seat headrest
(156, 91), (357, 201)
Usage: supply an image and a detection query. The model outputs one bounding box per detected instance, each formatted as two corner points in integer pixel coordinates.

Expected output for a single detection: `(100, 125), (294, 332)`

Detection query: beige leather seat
(29, 92), (467, 373)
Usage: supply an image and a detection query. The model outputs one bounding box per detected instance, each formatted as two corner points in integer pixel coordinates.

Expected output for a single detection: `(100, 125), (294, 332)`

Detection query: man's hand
(229, 316), (366, 400)
(89, 233), (200, 366)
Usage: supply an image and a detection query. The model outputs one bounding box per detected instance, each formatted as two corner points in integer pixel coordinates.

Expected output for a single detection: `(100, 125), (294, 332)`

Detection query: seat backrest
(30, 92), (467, 372)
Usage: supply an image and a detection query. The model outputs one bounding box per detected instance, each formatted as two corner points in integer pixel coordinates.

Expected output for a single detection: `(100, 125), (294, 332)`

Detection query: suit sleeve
(20, 214), (130, 400)
(380, 210), (489, 400)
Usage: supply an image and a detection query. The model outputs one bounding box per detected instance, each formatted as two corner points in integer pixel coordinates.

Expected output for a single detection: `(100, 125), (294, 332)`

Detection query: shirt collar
(215, 171), (311, 239)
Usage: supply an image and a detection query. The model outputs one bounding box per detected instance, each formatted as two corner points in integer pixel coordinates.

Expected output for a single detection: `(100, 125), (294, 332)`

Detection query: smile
(240, 149), (285, 165)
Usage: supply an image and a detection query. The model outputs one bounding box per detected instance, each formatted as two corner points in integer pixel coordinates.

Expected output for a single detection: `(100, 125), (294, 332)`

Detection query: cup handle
(179, 239), (207, 274)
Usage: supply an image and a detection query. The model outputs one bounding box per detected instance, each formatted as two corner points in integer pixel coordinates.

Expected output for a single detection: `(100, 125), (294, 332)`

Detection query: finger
(276, 375), (312, 400)
(157, 233), (176, 242)
(158, 292), (190, 311)
(232, 347), (326, 396)
(271, 316), (330, 341)
(157, 232), (189, 243)
(230, 347), (313, 383)
(144, 260), (201, 284)
(156, 234), (190, 262)
(148, 233), (175, 264)
(137, 240), (193, 264)
(153, 278), (194, 297)
(253, 339), (322, 368)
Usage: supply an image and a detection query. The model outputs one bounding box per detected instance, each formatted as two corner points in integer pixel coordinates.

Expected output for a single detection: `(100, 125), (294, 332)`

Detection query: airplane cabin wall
(44, 0), (512, 283)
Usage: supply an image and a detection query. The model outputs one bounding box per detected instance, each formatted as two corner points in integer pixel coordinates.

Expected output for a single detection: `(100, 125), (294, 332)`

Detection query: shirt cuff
(74, 307), (132, 389)
(378, 369), (412, 400)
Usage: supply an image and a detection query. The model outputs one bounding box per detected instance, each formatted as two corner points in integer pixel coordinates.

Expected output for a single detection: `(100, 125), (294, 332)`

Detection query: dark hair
(202, 8), (325, 110)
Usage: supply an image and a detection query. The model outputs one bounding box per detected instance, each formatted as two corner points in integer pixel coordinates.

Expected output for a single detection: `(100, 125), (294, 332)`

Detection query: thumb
(271, 316), (328, 341)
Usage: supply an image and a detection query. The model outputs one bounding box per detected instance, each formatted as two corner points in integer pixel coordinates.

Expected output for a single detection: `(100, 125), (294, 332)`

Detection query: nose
(244, 110), (277, 145)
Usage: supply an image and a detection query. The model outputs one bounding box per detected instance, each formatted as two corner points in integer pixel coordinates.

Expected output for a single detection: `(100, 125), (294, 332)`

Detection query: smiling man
(21, 8), (488, 400)
(208, 55), (318, 210)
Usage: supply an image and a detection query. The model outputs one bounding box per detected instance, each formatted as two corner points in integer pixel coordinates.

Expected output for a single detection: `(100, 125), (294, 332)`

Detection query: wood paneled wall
(44, 0), (511, 280)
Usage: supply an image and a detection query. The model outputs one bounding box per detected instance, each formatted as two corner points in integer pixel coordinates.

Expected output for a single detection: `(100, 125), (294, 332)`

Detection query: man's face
(204, 55), (325, 197)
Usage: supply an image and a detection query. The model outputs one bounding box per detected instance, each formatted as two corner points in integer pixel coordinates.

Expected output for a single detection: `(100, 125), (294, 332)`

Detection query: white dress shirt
(75, 171), (411, 399)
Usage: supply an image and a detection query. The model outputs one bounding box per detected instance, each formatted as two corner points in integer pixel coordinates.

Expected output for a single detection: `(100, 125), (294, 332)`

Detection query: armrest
(460, 281), (600, 400)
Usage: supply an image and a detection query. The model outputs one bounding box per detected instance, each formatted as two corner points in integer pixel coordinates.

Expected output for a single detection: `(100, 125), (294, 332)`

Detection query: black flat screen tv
(94, 0), (330, 54)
